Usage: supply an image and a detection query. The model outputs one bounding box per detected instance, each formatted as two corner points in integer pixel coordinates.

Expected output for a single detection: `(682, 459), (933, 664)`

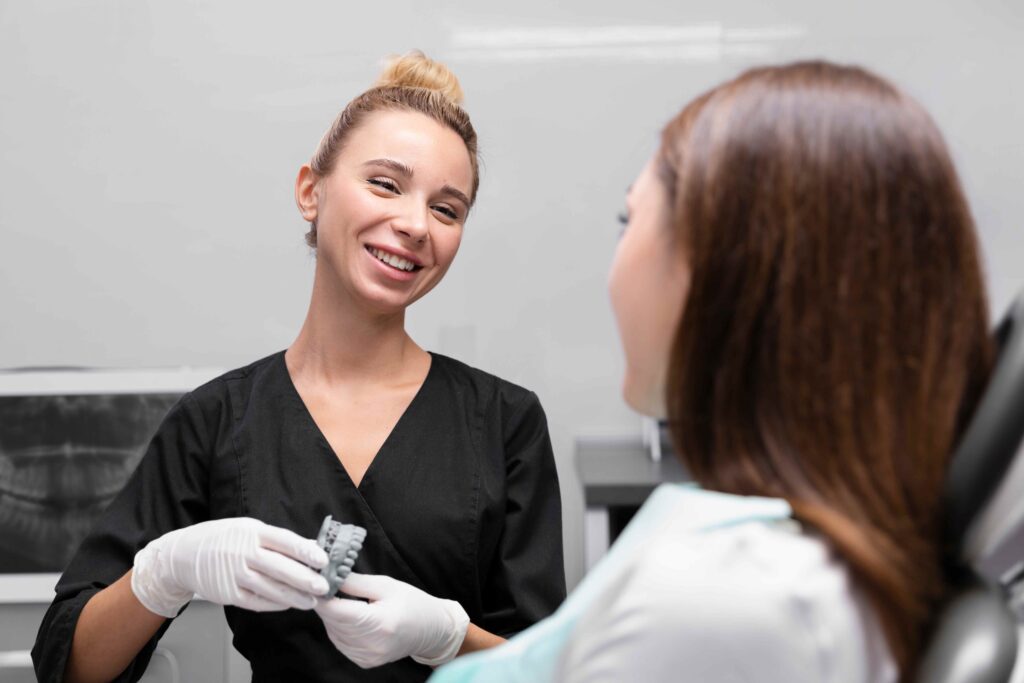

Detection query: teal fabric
(429, 485), (792, 683)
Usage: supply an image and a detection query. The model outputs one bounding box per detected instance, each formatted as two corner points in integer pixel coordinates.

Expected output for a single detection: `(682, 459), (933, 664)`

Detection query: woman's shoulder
(175, 351), (285, 414)
(428, 352), (541, 417)
(200, 350), (283, 388)
(563, 510), (896, 682)
(645, 504), (842, 582)
(638, 516), (857, 617)
(673, 521), (891, 677)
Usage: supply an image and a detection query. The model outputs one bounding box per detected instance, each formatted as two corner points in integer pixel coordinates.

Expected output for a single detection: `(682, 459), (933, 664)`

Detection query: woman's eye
(433, 205), (459, 220)
(617, 211), (631, 236)
(368, 178), (399, 193)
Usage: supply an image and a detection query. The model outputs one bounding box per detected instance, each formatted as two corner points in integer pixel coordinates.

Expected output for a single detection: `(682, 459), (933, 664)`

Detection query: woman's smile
(364, 244), (425, 282)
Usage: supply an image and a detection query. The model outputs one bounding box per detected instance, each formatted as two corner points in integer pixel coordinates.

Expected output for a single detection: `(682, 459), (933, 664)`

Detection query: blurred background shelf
(576, 437), (690, 571)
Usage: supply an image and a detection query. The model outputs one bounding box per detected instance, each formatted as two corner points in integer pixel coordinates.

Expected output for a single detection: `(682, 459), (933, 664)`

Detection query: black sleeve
(482, 390), (566, 637)
(32, 392), (215, 683)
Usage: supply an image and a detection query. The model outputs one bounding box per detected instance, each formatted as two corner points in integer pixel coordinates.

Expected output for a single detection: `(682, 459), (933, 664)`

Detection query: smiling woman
(294, 109), (472, 316)
(32, 52), (566, 683)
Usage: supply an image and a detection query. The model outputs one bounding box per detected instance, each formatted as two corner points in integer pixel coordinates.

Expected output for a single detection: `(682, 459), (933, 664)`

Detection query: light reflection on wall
(448, 23), (807, 63)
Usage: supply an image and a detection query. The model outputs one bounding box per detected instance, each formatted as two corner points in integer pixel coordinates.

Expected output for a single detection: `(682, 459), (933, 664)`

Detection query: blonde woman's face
(608, 158), (690, 417)
(297, 110), (473, 314)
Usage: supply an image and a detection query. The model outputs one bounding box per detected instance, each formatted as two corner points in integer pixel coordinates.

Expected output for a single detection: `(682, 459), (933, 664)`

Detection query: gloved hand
(314, 573), (470, 668)
(131, 517), (330, 618)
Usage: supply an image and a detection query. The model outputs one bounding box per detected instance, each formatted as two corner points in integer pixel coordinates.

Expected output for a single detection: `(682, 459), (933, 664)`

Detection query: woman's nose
(392, 201), (430, 243)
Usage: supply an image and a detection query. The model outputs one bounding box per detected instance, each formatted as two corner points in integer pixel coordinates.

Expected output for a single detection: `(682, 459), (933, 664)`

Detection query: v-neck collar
(277, 350), (438, 492)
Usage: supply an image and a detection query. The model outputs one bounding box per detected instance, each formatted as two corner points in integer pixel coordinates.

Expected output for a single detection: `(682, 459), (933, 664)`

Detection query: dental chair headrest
(916, 293), (1024, 683)
(945, 291), (1024, 559)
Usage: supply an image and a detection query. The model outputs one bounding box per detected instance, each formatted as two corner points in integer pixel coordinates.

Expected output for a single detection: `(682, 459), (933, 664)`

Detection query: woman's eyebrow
(439, 185), (471, 208)
(362, 158), (469, 206)
(362, 158), (415, 178)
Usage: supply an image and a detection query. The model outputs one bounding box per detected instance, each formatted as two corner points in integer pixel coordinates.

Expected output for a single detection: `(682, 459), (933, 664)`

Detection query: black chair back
(945, 293), (1024, 547)
(917, 292), (1024, 683)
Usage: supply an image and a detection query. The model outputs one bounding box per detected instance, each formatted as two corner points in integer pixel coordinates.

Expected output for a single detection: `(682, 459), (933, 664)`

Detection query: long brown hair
(305, 51), (479, 247)
(659, 61), (993, 677)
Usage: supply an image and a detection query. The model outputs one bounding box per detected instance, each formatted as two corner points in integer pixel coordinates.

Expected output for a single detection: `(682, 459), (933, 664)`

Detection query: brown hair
(659, 61), (993, 678)
(305, 50), (479, 247)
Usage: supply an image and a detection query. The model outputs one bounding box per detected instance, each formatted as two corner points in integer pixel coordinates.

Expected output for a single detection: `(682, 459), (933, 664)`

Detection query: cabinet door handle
(0, 649), (181, 680)
(0, 650), (32, 668)
(151, 646), (181, 683)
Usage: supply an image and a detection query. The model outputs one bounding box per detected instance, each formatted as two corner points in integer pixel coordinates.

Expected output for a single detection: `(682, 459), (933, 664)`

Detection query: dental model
(316, 515), (366, 597)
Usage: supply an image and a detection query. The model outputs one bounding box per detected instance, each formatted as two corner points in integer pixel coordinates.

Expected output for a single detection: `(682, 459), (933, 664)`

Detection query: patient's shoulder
(561, 519), (897, 683)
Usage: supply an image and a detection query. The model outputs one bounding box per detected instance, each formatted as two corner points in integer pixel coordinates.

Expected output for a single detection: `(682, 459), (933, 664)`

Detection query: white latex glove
(314, 573), (470, 669)
(131, 517), (329, 618)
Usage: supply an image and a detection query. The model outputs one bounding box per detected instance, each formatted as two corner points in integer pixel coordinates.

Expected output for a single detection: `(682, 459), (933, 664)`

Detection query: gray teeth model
(315, 515), (366, 597)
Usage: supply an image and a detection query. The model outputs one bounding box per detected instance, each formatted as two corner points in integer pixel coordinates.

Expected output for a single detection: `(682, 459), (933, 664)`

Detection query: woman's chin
(354, 275), (437, 314)
(350, 283), (418, 315)
(621, 379), (666, 419)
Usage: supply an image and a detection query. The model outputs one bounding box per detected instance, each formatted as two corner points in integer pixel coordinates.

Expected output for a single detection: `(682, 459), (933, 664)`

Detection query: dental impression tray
(316, 515), (366, 597)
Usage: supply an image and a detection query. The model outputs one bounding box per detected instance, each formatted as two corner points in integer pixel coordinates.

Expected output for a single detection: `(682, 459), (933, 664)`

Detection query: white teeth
(370, 247), (416, 272)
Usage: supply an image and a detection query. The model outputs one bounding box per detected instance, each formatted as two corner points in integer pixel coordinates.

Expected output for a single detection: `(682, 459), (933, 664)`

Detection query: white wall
(2, 0), (1022, 589)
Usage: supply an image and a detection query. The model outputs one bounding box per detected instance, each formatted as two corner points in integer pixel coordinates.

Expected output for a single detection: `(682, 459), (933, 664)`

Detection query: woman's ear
(295, 165), (320, 222)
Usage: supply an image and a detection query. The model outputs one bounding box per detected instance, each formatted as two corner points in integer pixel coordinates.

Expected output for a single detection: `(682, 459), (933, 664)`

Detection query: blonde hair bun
(373, 50), (465, 106)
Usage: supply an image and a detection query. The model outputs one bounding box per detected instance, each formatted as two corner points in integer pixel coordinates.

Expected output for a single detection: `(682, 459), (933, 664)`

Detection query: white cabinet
(0, 599), (247, 683)
(0, 602), (48, 683)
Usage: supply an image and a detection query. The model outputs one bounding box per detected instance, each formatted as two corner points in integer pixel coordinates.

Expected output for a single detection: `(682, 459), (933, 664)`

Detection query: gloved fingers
(348, 651), (393, 669)
(314, 595), (375, 625)
(237, 569), (318, 611)
(337, 573), (394, 601)
(323, 636), (392, 670)
(324, 630), (381, 652)
(349, 656), (378, 670)
(249, 546), (330, 596)
(257, 524), (329, 569)
(233, 587), (295, 613)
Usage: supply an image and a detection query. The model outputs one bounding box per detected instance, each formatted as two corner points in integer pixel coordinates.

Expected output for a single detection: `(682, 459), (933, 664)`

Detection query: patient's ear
(295, 165), (320, 222)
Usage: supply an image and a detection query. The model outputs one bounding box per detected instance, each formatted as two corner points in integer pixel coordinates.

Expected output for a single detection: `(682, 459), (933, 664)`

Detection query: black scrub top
(32, 351), (566, 682)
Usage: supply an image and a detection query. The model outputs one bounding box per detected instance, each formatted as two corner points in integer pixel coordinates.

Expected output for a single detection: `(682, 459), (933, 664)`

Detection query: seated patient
(431, 61), (994, 682)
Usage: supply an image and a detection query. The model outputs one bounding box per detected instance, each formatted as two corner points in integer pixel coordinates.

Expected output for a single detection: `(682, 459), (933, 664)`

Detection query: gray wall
(2, 0), (1022, 589)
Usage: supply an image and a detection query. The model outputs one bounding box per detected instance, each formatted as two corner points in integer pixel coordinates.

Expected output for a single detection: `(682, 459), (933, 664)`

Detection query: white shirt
(557, 510), (898, 682)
